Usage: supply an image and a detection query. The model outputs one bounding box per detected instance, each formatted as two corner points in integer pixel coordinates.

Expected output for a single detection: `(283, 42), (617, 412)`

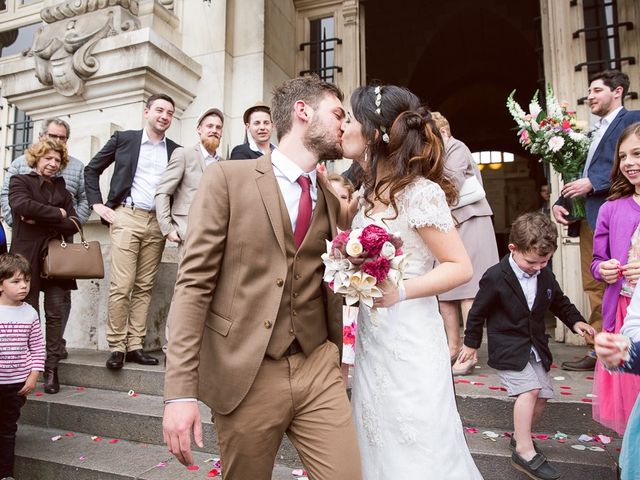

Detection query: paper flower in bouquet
(322, 224), (406, 308)
(507, 85), (592, 219)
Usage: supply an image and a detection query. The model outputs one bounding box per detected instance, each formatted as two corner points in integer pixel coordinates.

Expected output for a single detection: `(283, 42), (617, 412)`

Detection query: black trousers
(26, 280), (67, 369)
(0, 382), (26, 478)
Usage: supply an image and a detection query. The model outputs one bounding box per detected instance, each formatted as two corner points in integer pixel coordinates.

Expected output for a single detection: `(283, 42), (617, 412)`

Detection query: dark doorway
(363, 0), (547, 255)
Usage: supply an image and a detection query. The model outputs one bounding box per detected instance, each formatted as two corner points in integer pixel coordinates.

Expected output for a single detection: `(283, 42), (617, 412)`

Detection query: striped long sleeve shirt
(0, 303), (44, 384)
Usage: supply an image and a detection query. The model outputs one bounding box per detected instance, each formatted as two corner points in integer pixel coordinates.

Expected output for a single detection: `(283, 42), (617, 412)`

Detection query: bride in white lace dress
(341, 85), (483, 479)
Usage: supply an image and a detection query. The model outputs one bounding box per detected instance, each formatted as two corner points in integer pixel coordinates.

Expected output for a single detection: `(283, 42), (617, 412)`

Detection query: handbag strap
(67, 216), (86, 243)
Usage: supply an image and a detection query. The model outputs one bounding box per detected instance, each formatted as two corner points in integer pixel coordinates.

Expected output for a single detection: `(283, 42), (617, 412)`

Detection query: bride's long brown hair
(350, 85), (456, 219)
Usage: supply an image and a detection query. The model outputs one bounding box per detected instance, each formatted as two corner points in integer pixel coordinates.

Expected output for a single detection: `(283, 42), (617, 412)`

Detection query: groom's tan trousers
(213, 341), (362, 480)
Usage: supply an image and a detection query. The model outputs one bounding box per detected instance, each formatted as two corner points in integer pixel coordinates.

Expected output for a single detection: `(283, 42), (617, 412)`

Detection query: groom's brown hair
(271, 75), (343, 141)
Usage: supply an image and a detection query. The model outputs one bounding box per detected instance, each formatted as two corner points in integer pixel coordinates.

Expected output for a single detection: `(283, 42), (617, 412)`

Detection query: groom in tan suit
(162, 76), (361, 479)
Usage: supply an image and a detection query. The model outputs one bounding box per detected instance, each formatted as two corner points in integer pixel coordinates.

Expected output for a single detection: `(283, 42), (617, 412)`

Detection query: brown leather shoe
(561, 355), (596, 371)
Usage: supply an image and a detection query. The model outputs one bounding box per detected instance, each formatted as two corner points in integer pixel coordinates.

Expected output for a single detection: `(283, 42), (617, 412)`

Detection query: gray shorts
(497, 352), (554, 399)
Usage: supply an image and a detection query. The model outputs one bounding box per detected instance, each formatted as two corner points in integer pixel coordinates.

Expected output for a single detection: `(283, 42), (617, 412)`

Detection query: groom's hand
(163, 401), (203, 466)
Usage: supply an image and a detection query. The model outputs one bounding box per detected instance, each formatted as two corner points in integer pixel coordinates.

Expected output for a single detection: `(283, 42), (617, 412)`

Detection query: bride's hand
(372, 280), (400, 308)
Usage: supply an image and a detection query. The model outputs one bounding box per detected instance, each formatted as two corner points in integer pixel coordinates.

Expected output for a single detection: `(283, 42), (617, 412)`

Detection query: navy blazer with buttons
(463, 255), (585, 372)
(84, 130), (180, 222)
(556, 108), (640, 230)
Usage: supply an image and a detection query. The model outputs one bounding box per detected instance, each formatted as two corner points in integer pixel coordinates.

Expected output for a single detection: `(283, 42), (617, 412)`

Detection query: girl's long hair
(608, 122), (640, 201)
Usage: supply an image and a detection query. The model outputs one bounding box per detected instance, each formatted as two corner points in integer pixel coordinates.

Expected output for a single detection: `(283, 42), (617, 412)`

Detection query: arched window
(471, 151), (515, 170)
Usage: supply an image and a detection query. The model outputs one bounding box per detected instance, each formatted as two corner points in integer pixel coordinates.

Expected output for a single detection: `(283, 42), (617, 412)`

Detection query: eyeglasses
(46, 133), (68, 142)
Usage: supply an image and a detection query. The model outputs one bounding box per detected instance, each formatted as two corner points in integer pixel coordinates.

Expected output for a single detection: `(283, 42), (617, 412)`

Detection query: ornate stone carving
(32, 3), (140, 96)
(41, 0), (139, 22)
(158, 0), (174, 10)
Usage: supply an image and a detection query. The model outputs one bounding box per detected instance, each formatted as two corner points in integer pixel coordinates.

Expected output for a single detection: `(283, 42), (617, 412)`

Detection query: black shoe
(510, 435), (542, 454)
(43, 368), (60, 394)
(561, 355), (596, 371)
(60, 348), (68, 360)
(125, 349), (159, 365)
(106, 351), (125, 370)
(511, 451), (560, 480)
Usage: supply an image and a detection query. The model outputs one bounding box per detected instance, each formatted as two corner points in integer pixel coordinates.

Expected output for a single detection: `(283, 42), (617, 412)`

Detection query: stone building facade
(0, 0), (638, 349)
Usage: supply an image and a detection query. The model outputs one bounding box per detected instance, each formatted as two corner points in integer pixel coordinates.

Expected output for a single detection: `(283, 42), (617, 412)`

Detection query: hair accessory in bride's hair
(373, 86), (390, 144)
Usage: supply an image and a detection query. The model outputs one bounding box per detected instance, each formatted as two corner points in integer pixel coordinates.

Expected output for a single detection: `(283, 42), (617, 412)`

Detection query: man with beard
(85, 93), (180, 370)
(553, 70), (640, 371)
(162, 76), (361, 479)
(230, 102), (275, 159)
(155, 107), (224, 255)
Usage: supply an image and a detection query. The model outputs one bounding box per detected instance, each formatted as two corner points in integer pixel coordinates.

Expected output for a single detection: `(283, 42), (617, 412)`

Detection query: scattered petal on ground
(586, 376), (594, 380)
(51, 435), (62, 441)
(35, 391), (43, 397)
(292, 469), (305, 476)
(581, 398), (593, 403)
(560, 392), (573, 395)
(207, 468), (220, 477)
(109, 439), (119, 444)
(155, 462), (167, 468)
(586, 393), (596, 398)
(559, 386), (572, 389)
(464, 427), (478, 433)
(588, 446), (605, 452)
(91, 436), (103, 442)
(471, 382), (485, 386)
(578, 434), (593, 442)
(552, 431), (568, 440)
(76, 387), (85, 392)
(550, 363), (558, 368)
(478, 374), (489, 378)
(65, 432), (75, 437)
(572, 445), (587, 450)
(127, 389), (139, 397)
(535, 434), (549, 440)
(79, 456), (86, 461)
(553, 376), (565, 381)
(187, 465), (200, 471)
(596, 435), (612, 445)
(482, 431), (500, 439)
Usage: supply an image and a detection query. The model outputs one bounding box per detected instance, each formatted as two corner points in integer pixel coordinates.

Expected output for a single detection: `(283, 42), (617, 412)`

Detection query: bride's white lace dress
(351, 177), (483, 479)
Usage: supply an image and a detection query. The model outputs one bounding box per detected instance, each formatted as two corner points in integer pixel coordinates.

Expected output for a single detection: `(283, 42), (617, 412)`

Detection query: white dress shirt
(509, 254), (542, 361)
(128, 130), (168, 210)
(271, 148), (318, 232)
(199, 144), (221, 166)
(583, 106), (623, 177)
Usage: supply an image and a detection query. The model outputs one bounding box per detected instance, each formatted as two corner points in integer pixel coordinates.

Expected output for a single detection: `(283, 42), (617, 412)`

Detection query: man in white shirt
(84, 93), (180, 369)
(553, 70), (640, 371)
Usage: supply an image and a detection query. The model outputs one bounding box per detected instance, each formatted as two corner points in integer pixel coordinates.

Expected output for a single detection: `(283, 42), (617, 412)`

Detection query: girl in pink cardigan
(591, 122), (640, 434)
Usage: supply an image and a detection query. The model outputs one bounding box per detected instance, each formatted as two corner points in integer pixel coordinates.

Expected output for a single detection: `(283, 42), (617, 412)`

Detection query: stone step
(15, 424), (620, 480)
(15, 424), (297, 480)
(21, 384), (301, 467)
(58, 348), (617, 436)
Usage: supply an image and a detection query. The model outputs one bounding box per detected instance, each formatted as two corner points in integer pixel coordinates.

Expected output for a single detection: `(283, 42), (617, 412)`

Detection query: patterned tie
(582, 120), (605, 177)
(294, 175), (312, 248)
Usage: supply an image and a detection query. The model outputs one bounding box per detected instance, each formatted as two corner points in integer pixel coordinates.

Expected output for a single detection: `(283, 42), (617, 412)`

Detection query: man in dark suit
(229, 102), (276, 159)
(84, 93), (180, 369)
(553, 70), (640, 371)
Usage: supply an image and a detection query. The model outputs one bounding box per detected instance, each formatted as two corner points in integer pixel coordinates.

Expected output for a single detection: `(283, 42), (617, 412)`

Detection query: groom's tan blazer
(155, 143), (217, 240)
(164, 154), (343, 414)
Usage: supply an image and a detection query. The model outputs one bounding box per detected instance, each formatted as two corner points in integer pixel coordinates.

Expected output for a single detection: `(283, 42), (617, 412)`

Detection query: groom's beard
(202, 136), (220, 154)
(304, 116), (343, 161)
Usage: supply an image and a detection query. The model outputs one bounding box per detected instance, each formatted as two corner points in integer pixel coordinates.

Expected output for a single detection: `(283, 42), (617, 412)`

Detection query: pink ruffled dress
(593, 226), (640, 435)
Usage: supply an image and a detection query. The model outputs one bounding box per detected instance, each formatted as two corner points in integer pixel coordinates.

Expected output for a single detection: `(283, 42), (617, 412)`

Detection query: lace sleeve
(404, 179), (454, 232)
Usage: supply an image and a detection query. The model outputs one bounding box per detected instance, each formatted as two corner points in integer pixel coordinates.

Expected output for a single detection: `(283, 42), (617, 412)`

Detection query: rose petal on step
(482, 431), (500, 438)
(51, 435), (62, 441)
(535, 434), (549, 440)
(79, 456), (86, 461)
(91, 436), (102, 442)
(553, 376), (565, 381)
(65, 432), (75, 437)
(586, 393), (596, 398)
(560, 392), (573, 395)
(586, 376), (594, 380)
(557, 438), (567, 443)
(464, 427), (478, 433)
(457, 378), (471, 384)
(478, 374), (489, 378)
(207, 468), (220, 477)
(76, 387), (85, 392)
(559, 386), (572, 389)
(187, 465), (199, 471)
(292, 469), (305, 476)
(550, 364), (558, 368)
(155, 462), (167, 468)
(578, 434), (593, 442)
(109, 439), (119, 444)
(581, 398), (593, 403)
(488, 386), (501, 390)
(572, 444), (586, 450)
(35, 391), (43, 396)
(597, 435), (612, 445)
(471, 382), (485, 386)
(588, 446), (605, 452)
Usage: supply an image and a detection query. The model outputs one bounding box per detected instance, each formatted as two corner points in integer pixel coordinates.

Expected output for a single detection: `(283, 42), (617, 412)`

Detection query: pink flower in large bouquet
(359, 224), (389, 256)
(361, 256), (390, 283)
(331, 230), (350, 256)
(343, 322), (356, 346)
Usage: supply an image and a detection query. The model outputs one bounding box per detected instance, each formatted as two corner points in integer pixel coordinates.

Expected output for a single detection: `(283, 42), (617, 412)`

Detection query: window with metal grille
(5, 107), (34, 160)
(299, 16), (342, 83)
(572, 0), (634, 74)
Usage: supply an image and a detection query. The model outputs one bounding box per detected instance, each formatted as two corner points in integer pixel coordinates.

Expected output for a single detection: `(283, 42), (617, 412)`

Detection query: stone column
(539, 0), (590, 345)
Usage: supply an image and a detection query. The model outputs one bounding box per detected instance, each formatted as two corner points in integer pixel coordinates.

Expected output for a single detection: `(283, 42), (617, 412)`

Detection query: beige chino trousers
(107, 206), (165, 352)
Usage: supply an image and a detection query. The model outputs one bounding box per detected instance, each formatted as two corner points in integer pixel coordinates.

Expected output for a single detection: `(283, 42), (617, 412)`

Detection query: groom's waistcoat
(266, 184), (330, 358)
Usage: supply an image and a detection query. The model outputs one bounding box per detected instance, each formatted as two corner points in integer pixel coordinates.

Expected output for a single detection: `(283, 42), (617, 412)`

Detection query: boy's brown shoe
(511, 451), (560, 480)
(561, 355), (596, 371)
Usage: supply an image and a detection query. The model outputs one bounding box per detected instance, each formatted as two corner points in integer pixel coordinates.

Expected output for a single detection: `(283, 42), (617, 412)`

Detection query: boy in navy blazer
(459, 212), (594, 480)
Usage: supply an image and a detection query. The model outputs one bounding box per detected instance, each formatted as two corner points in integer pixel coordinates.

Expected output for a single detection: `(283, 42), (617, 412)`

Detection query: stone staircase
(15, 342), (622, 479)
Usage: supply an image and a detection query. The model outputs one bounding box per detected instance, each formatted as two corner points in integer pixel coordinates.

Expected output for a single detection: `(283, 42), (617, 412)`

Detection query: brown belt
(120, 204), (155, 214)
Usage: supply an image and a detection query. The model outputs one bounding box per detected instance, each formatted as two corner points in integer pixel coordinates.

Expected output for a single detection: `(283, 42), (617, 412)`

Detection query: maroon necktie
(294, 175), (312, 248)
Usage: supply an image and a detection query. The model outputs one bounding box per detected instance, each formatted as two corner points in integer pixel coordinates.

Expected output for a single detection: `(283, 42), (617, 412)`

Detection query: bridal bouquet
(322, 224), (406, 308)
(507, 85), (592, 219)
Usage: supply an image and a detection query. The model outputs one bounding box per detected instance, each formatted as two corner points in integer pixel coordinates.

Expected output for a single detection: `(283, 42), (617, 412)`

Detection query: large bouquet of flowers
(507, 85), (592, 219)
(322, 224), (407, 308)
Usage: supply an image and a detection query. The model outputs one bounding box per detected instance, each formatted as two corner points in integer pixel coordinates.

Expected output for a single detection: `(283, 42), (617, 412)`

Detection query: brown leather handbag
(41, 217), (105, 279)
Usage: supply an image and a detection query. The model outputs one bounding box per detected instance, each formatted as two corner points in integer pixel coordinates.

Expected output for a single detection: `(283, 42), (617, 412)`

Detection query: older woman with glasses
(9, 138), (79, 394)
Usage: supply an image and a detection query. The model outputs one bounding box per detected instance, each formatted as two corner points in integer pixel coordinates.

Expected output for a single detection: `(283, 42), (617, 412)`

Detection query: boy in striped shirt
(0, 253), (44, 480)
